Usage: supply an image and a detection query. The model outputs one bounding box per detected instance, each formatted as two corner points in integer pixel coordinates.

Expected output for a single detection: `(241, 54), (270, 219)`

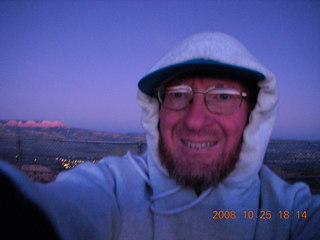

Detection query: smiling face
(158, 76), (252, 192)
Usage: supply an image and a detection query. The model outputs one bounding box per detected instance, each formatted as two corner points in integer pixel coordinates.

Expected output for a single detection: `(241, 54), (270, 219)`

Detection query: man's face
(158, 76), (251, 191)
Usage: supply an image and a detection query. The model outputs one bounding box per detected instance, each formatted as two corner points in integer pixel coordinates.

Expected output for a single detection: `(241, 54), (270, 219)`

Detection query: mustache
(175, 126), (222, 138)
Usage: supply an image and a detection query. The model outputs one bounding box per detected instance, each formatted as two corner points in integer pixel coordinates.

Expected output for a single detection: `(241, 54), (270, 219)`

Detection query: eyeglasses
(157, 85), (247, 115)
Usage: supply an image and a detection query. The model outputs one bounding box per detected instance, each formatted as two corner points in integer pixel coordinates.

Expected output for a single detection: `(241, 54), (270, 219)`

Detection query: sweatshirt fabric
(1, 32), (319, 240)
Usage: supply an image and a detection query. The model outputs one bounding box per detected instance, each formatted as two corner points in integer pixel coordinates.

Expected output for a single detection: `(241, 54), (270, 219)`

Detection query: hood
(137, 32), (278, 190)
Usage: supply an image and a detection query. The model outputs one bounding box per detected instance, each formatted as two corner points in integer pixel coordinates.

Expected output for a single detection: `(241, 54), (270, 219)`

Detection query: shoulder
(98, 151), (146, 174)
(259, 165), (320, 239)
(259, 165), (313, 193)
(97, 151), (148, 184)
(259, 165), (318, 214)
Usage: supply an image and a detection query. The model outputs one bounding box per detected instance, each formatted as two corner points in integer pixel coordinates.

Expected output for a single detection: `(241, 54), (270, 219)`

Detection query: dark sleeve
(0, 170), (61, 240)
(0, 160), (121, 240)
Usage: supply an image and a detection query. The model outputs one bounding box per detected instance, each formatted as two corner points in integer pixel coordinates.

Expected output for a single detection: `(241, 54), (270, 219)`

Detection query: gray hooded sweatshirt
(0, 32), (319, 240)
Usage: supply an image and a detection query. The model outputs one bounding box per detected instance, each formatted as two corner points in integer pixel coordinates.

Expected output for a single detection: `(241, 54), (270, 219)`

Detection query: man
(1, 32), (319, 240)
(155, 70), (258, 195)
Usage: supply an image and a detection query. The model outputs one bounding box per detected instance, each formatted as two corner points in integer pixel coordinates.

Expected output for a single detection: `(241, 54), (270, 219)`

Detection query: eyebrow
(165, 84), (190, 90)
(166, 84), (241, 91)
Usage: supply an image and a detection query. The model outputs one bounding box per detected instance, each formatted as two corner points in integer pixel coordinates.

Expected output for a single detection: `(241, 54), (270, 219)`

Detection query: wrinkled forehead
(168, 76), (244, 91)
(159, 70), (251, 92)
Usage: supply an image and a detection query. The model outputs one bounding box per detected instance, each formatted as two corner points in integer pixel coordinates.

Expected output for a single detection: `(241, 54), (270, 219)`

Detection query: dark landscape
(0, 120), (319, 194)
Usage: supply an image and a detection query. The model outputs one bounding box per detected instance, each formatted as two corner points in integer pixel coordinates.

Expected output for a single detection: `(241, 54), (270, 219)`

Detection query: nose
(183, 94), (212, 131)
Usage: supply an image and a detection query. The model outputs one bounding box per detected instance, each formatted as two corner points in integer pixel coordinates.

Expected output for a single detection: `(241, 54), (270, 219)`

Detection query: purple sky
(0, 1), (319, 140)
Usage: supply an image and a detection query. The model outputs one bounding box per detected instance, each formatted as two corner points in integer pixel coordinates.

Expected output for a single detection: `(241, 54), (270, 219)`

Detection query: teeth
(185, 141), (216, 149)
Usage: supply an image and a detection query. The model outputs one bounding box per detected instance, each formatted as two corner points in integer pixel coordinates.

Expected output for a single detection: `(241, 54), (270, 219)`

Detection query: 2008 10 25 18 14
(211, 210), (307, 220)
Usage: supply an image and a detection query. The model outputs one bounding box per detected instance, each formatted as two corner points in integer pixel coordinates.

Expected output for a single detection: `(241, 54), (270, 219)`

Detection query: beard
(158, 134), (242, 194)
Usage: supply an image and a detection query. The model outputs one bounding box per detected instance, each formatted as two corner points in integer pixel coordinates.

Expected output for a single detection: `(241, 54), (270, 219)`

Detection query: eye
(164, 86), (191, 100)
(206, 88), (241, 103)
(218, 93), (231, 100)
(173, 91), (184, 98)
(165, 91), (190, 102)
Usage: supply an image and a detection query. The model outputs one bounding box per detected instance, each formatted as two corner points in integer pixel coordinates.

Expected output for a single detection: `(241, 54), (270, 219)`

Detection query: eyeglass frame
(157, 84), (248, 115)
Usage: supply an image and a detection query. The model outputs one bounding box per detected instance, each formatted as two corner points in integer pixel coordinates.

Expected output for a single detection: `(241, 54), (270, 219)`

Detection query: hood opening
(138, 59), (265, 97)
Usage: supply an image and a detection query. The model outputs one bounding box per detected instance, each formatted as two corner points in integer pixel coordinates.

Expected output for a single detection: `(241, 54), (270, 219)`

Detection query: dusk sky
(0, 1), (319, 140)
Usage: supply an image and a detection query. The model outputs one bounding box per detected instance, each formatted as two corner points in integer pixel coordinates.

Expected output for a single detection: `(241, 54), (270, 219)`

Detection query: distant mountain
(0, 120), (67, 128)
(0, 120), (145, 142)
